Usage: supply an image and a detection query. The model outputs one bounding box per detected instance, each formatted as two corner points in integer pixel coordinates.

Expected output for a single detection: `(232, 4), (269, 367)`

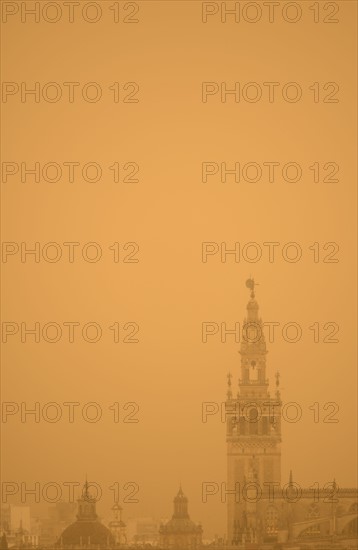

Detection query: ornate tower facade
(226, 280), (282, 544)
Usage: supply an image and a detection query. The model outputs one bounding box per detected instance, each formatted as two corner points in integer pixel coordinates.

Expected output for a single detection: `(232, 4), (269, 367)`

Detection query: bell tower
(226, 280), (282, 544)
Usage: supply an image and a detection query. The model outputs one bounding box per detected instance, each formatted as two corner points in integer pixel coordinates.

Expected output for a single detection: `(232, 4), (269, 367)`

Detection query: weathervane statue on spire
(246, 277), (258, 299)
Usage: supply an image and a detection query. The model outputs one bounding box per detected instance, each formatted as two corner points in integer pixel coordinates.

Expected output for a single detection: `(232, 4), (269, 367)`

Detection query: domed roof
(57, 481), (115, 548)
(59, 520), (114, 547)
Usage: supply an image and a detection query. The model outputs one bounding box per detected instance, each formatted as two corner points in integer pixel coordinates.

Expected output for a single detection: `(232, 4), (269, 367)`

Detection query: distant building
(159, 487), (202, 549)
(0, 533), (9, 549)
(0, 507), (11, 535)
(8, 507), (31, 534)
(39, 502), (76, 547)
(125, 517), (160, 545)
(0, 506), (38, 548)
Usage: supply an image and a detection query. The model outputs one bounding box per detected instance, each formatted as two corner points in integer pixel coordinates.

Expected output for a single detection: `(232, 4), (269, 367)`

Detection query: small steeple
(275, 371), (281, 398)
(332, 478), (338, 494)
(83, 475), (90, 500)
(77, 479), (97, 522)
(227, 372), (233, 399)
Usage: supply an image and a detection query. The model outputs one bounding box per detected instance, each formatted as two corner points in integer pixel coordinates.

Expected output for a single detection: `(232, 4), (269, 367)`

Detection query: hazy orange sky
(1, 0), (357, 539)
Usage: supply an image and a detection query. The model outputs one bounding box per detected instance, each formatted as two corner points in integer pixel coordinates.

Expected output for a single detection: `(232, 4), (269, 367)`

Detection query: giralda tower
(226, 280), (282, 544)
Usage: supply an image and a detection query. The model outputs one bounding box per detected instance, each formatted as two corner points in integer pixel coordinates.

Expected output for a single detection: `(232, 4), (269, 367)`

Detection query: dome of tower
(59, 520), (114, 547)
(57, 481), (115, 548)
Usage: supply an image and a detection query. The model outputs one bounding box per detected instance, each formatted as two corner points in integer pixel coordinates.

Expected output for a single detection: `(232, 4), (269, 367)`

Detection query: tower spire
(239, 278), (267, 397)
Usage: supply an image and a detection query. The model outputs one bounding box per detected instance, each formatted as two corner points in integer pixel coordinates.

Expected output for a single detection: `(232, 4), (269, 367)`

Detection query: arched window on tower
(249, 360), (259, 381)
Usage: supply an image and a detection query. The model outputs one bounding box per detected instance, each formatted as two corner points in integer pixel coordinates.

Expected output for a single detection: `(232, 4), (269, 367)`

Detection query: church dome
(59, 520), (114, 547)
(57, 481), (115, 548)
